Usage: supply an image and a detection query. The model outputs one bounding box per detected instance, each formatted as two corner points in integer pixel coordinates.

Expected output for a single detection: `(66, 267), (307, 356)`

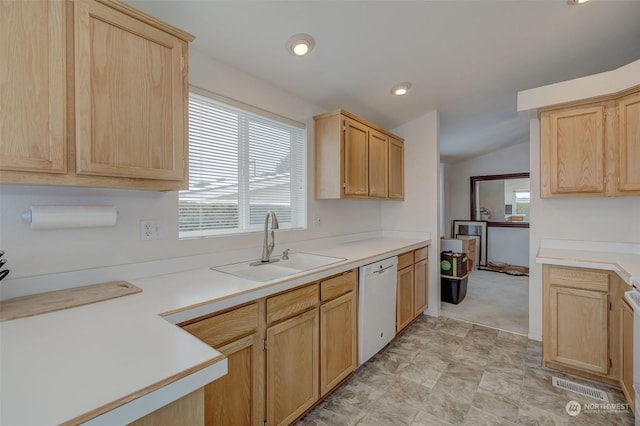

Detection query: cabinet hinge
(181, 57), (185, 70)
(609, 302), (612, 311)
(610, 358), (613, 368)
(263, 339), (267, 351)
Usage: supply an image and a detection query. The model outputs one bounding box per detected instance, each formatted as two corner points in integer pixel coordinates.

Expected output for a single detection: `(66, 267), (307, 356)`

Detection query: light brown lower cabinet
(548, 285), (609, 374)
(266, 308), (319, 426)
(396, 265), (414, 333)
(204, 333), (264, 425)
(320, 274), (357, 396)
(176, 268), (358, 425)
(180, 301), (264, 426)
(543, 264), (629, 388)
(413, 249), (429, 316)
(397, 247), (429, 333)
(620, 298), (635, 414)
(128, 388), (204, 426)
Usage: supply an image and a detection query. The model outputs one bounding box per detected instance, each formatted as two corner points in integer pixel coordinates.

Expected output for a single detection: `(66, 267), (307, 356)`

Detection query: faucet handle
(282, 248), (290, 260)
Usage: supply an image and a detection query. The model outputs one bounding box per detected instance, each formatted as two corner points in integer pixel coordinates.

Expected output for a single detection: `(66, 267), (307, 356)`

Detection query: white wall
(0, 49), (383, 280)
(382, 110), (440, 316)
(443, 142), (530, 267)
(522, 59), (640, 341)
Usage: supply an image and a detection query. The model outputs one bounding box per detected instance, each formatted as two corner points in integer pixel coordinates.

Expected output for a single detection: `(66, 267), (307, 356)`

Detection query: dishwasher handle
(373, 265), (395, 274)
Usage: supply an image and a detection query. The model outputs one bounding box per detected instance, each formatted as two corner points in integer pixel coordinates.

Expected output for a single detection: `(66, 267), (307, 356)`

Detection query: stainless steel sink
(211, 252), (346, 282)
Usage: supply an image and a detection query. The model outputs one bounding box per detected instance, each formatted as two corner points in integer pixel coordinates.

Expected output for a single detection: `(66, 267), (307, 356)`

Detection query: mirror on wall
(470, 173), (530, 228)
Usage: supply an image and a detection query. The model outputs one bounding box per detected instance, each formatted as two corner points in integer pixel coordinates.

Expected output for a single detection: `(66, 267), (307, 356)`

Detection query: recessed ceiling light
(391, 82), (412, 96)
(287, 33), (315, 57)
(567, 0), (589, 5)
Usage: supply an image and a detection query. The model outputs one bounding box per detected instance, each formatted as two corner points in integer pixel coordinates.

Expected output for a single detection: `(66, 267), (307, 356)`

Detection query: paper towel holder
(21, 205), (119, 230)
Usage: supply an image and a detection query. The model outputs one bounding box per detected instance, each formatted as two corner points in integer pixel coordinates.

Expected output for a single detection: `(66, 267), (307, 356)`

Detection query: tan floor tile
(497, 330), (529, 344)
(478, 370), (523, 401)
(463, 406), (516, 425)
(471, 388), (519, 422)
(411, 409), (454, 426)
(517, 402), (570, 425)
(399, 364), (442, 389)
(432, 374), (479, 403)
(420, 390), (471, 426)
(356, 395), (419, 425)
(300, 316), (633, 426)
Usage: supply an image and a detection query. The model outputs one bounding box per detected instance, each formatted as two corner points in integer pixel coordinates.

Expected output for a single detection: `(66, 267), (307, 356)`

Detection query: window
(179, 89), (307, 238)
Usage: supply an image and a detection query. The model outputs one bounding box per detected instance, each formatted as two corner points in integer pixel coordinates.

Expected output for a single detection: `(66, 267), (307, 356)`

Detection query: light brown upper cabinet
(388, 136), (405, 200)
(539, 88), (640, 198)
(314, 109), (404, 200)
(368, 129), (388, 198)
(343, 118), (369, 197)
(0, 0), (67, 174)
(0, 0), (194, 190)
(617, 91), (640, 193)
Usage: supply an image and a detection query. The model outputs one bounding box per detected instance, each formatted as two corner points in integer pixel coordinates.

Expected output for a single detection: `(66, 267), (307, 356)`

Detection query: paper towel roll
(23, 205), (118, 230)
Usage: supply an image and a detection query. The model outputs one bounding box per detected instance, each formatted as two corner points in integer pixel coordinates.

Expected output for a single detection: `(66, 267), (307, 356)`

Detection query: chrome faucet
(260, 211), (279, 263)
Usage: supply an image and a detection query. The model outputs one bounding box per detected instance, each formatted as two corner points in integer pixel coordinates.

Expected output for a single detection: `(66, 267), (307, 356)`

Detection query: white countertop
(536, 240), (640, 288)
(0, 235), (429, 425)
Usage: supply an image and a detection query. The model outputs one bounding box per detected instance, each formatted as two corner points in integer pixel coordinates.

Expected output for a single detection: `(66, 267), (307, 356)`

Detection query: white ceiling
(130, 0), (640, 163)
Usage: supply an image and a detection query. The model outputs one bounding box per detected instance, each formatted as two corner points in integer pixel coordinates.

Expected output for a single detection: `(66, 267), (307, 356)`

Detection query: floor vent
(552, 377), (609, 402)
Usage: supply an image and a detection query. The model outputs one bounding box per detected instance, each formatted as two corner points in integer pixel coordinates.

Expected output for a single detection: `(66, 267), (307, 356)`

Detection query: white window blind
(179, 90), (307, 238)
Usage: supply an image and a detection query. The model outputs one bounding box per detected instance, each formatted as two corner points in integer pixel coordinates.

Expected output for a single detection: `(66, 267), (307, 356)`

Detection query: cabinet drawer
(414, 247), (428, 262)
(548, 266), (609, 292)
(182, 302), (259, 348)
(321, 270), (357, 302)
(398, 252), (413, 270)
(267, 284), (319, 325)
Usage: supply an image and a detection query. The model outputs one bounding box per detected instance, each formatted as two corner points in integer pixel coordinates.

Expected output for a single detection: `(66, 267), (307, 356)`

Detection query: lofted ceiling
(130, 0), (640, 163)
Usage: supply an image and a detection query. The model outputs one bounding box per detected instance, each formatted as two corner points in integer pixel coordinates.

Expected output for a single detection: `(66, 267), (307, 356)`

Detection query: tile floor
(297, 316), (634, 426)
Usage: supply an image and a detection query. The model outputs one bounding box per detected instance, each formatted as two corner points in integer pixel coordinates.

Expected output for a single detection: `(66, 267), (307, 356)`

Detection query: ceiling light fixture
(391, 82), (412, 96)
(287, 33), (315, 57)
(567, 0), (589, 5)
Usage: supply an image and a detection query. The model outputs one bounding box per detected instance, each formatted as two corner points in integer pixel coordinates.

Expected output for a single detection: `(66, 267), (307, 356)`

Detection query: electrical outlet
(140, 220), (161, 241)
(312, 215), (321, 226)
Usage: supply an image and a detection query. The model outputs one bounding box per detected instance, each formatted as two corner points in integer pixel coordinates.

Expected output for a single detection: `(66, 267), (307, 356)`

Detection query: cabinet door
(620, 299), (635, 413)
(541, 105), (606, 196)
(413, 258), (428, 317)
(267, 308), (319, 426)
(617, 92), (640, 193)
(0, 0), (66, 174)
(203, 333), (264, 426)
(343, 118), (369, 196)
(388, 137), (404, 200)
(320, 291), (357, 396)
(129, 388), (204, 426)
(396, 266), (414, 333)
(368, 129), (388, 198)
(549, 286), (609, 374)
(74, 0), (186, 181)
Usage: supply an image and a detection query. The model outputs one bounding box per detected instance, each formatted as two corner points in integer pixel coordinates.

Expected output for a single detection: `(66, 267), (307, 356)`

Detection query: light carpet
(441, 269), (529, 335)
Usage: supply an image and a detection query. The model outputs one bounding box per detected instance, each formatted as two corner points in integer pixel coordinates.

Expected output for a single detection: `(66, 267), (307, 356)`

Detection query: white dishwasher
(358, 256), (398, 365)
